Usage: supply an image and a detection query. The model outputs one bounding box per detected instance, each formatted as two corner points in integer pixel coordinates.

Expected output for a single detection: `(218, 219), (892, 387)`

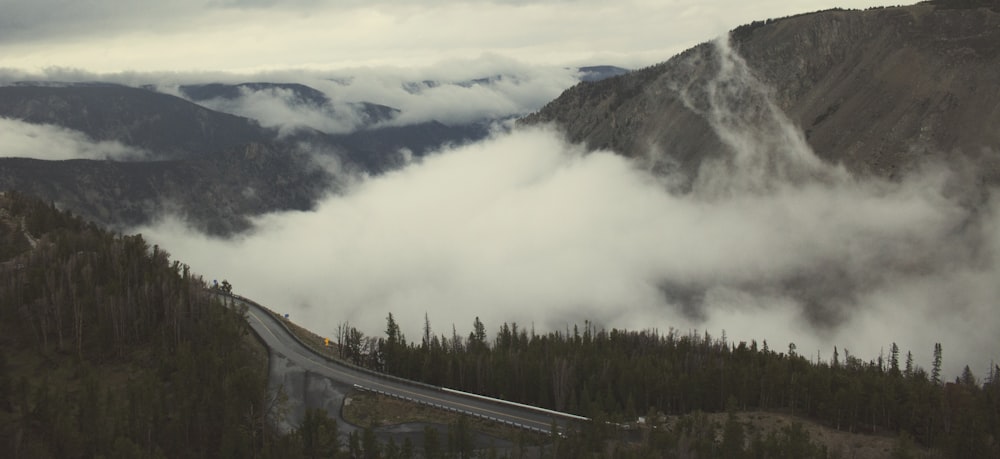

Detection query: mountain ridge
(0, 84), (273, 159)
(520, 3), (1000, 185)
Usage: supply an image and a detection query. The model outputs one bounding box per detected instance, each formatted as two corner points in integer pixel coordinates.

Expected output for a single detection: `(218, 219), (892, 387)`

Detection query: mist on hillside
(130, 39), (999, 379)
(1, 56), (582, 136)
(0, 117), (149, 160)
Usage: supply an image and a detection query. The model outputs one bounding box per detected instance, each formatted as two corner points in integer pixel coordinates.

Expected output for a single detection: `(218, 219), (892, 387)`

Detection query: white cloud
(0, 117), (147, 160)
(186, 86), (365, 135)
(133, 55), (580, 131)
(138, 125), (1000, 378)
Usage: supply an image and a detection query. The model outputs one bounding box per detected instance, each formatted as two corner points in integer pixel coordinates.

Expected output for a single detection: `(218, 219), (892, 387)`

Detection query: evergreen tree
(890, 342), (900, 375)
(904, 351), (914, 378)
(932, 343), (943, 385)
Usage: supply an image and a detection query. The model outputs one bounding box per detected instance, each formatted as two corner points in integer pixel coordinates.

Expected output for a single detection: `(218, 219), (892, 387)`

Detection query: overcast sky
(0, 0), (901, 73)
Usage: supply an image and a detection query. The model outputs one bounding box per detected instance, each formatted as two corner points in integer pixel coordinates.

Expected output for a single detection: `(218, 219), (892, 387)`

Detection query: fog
(87, 36), (993, 380)
(0, 117), (147, 160)
(164, 60), (581, 132)
(137, 118), (1000, 380)
(2, 55), (582, 133)
(180, 85), (369, 136)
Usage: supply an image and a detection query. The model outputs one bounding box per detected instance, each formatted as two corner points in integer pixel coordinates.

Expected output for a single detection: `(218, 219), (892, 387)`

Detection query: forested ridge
(0, 191), (286, 458)
(335, 313), (1000, 457)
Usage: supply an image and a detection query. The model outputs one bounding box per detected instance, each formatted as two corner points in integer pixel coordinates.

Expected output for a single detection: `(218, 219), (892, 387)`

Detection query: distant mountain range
(0, 63), (634, 234)
(0, 84), (271, 159)
(178, 82), (401, 127)
(401, 66), (630, 93)
(179, 82), (332, 107)
(0, 82), (499, 233)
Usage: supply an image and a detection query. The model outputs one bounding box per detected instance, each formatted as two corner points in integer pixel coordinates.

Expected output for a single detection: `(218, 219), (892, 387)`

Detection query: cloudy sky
(0, 0), (899, 73)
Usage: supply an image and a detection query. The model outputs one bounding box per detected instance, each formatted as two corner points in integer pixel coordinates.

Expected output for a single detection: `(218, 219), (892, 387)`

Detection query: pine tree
(904, 351), (914, 378)
(960, 366), (977, 386)
(932, 343), (943, 385)
(384, 313), (402, 372)
(890, 342), (900, 375)
(422, 313), (432, 350)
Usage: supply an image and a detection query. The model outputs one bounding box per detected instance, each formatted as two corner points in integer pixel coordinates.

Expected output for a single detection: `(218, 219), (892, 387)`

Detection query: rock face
(521, 3), (1000, 184)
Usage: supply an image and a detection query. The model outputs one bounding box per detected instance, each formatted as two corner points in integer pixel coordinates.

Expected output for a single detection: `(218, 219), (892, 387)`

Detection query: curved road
(226, 294), (586, 435)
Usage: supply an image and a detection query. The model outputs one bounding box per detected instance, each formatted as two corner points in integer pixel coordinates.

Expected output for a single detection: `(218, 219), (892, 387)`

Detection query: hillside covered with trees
(334, 313), (1000, 457)
(0, 191), (305, 458)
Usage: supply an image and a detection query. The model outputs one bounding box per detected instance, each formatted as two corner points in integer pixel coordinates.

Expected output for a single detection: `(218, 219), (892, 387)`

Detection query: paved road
(225, 294), (586, 434)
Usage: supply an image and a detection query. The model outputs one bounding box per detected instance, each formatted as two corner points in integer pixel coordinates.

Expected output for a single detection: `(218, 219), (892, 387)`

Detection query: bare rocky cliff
(521, 2), (1000, 184)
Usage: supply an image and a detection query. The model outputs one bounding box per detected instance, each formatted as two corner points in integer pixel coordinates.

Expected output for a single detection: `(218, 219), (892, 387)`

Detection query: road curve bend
(222, 293), (587, 434)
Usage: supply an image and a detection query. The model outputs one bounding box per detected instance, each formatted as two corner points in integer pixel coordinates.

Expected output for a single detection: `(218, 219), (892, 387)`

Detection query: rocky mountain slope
(521, 1), (1000, 186)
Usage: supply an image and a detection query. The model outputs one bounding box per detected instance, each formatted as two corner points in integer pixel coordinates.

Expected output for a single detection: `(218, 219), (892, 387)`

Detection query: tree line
(333, 312), (999, 457)
(0, 191), (295, 458)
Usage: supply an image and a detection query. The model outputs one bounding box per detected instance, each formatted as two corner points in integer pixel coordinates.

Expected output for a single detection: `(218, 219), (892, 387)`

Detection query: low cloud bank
(135, 38), (998, 379)
(0, 117), (147, 160)
(185, 86), (368, 136)
(139, 124), (1000, 378)
(2, 55), (581, 135)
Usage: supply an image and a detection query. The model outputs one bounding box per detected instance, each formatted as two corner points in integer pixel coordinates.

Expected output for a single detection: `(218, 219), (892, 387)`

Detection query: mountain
(401, 65), (630, 95)
(0, 83), (342, 234)
(178, 82), (401, 126)
(322, 120), (495, 172)
(521, 2), (1000, 185)
(180, 82), (332, 107)
(0, 81), (488, 233)
(0, 142), (331, 235)
(0, 84), (272, 159)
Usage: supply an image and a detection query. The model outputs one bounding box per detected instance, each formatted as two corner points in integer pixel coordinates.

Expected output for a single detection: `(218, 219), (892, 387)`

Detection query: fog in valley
(122, 40), (1000, 379)
(0, 117), (149, 160)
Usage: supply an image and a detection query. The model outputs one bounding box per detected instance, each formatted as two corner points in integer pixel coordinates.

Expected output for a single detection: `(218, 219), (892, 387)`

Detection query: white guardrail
(216, 291), (589, 434)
